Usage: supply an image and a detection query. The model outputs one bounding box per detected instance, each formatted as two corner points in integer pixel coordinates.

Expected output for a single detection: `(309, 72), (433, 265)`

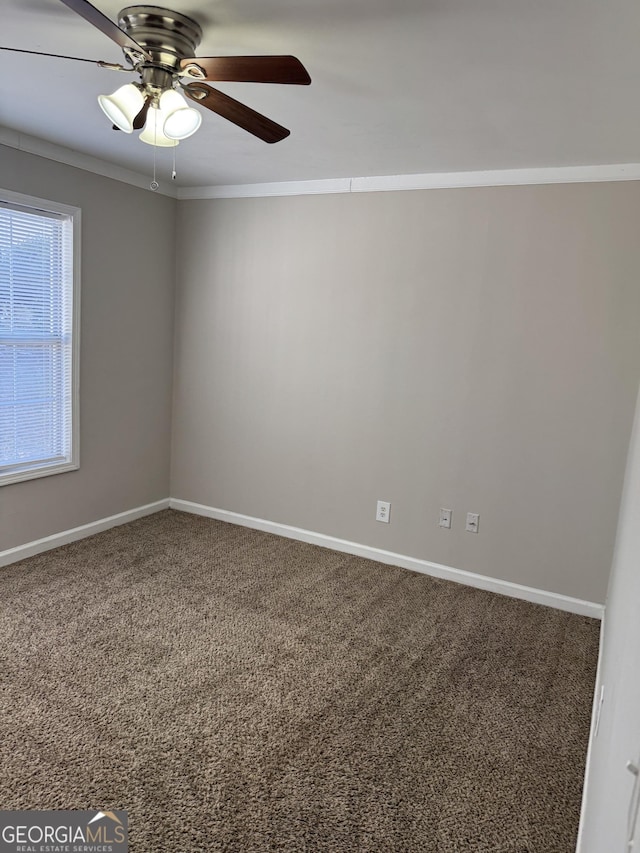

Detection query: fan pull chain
(150, 110), (159, 192)
(172, 145), (177, 181)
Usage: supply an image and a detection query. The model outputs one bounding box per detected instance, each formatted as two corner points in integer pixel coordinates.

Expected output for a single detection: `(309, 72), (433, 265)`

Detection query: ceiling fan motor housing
(118, 5), (203, 72)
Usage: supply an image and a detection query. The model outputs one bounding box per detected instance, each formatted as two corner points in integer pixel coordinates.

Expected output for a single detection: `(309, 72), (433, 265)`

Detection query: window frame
(0, 188), (81, 487)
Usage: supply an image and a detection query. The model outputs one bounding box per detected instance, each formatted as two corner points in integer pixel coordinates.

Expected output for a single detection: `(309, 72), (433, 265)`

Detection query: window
(0, 190), (80, 486)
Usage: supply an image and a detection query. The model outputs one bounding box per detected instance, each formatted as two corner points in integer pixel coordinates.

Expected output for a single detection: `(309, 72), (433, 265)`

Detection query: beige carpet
(0, 510), (598, 852)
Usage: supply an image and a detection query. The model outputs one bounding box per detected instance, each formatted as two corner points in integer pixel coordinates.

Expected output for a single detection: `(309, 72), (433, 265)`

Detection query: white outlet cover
(376, 500), (391, 523)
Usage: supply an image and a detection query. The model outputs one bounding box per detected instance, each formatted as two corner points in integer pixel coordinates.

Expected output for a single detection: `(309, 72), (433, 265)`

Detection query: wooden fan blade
(183, 83), (290, 143)
(132, 95), (153, 130)
(180, 55), (311, 85)
(58, 0), (151, 60)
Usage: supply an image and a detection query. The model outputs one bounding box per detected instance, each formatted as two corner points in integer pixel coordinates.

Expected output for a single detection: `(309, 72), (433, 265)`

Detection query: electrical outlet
(376, 500), (391, 523)
(466, 512), (479, 533)
(439, 508), (452, 529)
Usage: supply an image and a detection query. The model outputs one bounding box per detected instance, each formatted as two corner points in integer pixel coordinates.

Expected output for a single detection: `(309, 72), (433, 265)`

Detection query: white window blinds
(0, 198), (77, 484)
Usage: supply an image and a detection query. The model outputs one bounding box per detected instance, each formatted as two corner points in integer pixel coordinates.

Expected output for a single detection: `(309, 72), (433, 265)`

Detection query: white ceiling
(1, 0), (640, 188)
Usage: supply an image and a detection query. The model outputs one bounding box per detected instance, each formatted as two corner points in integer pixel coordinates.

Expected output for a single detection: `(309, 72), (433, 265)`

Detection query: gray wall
(578, 381), (640, 851)
(0, 146), (176, 549)
(172, 183), (640, 604)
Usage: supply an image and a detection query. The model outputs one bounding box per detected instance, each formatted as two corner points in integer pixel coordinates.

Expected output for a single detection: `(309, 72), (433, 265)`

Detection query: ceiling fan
(2, 0), (311, 147)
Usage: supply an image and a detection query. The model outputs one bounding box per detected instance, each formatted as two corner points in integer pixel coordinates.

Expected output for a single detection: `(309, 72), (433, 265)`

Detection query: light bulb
(98, 84), (144, 133)
(139, 104), (179, 147)
(159, 89), (202, 140)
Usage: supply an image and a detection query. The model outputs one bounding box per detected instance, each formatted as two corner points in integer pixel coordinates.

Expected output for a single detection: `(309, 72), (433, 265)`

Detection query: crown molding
(178, 177), (353, 199)
(2, 126), (640, 200)
(0, 127), (178, 198)
(178, 163), (640, 200)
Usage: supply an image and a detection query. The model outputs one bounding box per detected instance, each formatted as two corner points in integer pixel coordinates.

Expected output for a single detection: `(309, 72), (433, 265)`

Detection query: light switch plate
(466, 512), (479, 533)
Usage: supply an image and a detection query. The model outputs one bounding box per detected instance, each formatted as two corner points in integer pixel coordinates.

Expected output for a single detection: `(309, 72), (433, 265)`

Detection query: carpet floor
(0, 510), (598, 852)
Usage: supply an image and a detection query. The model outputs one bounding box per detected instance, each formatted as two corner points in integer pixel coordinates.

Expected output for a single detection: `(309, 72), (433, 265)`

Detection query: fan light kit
(94, 6), (212, 147)
(99, 85), (201, 144)
(2, 1), (311, 186)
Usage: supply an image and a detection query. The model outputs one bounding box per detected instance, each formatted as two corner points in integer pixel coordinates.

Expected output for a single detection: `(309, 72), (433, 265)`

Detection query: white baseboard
(170, 499), (604, 620)
(1, 495), (604, 620)
(0, 499), (170, 568)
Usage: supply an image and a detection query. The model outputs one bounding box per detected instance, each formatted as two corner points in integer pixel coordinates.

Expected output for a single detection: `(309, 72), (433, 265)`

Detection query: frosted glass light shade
(159, 89), (202, 140)
(98, 84), (144, 133)
(139, 105), (179, 147)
